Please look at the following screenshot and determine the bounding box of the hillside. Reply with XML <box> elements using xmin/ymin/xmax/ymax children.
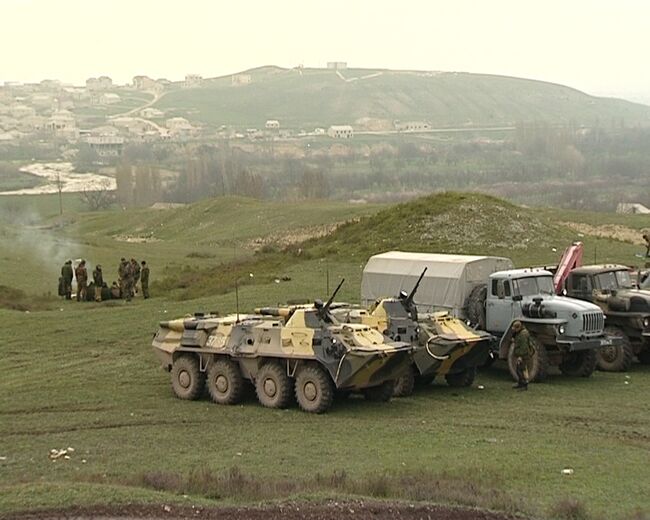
<box><xmin>155</xmin><ymin>66</ymin><xmax>650</xmax><ymax>129</ymax></box>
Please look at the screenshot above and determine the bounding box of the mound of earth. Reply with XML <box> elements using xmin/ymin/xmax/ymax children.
<box><xmin>3</xmin><ymin>501</ymin><xmax>522</xmax><ymax>520</ymax></box>
<box><xmin>306</xmin><ymin>192</ymin><xmax>571</xmax><ymax>262</ymax></box>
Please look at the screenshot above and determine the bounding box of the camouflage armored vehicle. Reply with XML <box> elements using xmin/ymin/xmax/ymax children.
<box><xmin>152</xmin><ymin>281</ymin><xmax>413</xmax><ymax>413</ymax></box>
<box><xmin>562</xmin><ymin>265</ymin><xmax>650</xmax><ymax>370</ymax></box>
<box><xmin>361</xmin><ymin>252</ymin><xmax>621</xmax><ymax>382</ymax></box>
<box><xmin>332</xmin><ymin>268</ymin><xmax>494</xmax><ymax>396</ymax></box>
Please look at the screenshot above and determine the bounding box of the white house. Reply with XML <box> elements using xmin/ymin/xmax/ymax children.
<box><xmin>394</xmin><ymin>120</ymin><xmax>431</xmax><ymax>132</ymax></box>
<box><xmin>327</xmin><ymin>62</ymin><xmax>347</xmax><ymax>70</ymax></box>
<box><xmin>140</xmin><ymin>107</ymin><xmax>164</xmax><ymax>118</ymax></box>
<box><xmin>265</xmin><ymin>119</ymin><xmax>280</xmax><ymax>130</ymax></box>
<box><xmin>327</xmin><ymin>125</ymin><xmax>354</xmax><ymax>139</ymax></box>
<box><xmin>232</xmin><ymin>73</ymin><xmax>251</xmax><ymax>86</ymax></box>
<box><xmin>99</xmin><ymin>93</ymin><xmax>121</xmax><ymax>105</ymax></box>
<box><xmin>184</xmin><ymin>74</ymin><xmax>203</xmax><ymax>88</ymax></box>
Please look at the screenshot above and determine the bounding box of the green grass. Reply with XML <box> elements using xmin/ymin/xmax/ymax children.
<box><xmin>0</xmin><ymin>191</ymin><xmax>649</xmax><ymax>518</ymax></box>
<box><xmin>155</xmin><ymin>66</ymin><xmax>650</xmax><ymax>129</ymax></box>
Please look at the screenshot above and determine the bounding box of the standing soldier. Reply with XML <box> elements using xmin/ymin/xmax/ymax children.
<box><xmin>61</xmin><ymin>260</ymin><xmax>73</xmax><ymax>300</ymax></box>
<box><xmin>511</xmin><ymin>320</ymin><xmax>534</xmax><ymax>390</ymax></box>
<box><xmin>643</xmin><ymin>233</ymin><xmax>650</xmax><ymax>258</ymax></box>
<box><xmin>75</xmin><ymin>260</ymin><xmax>88</xmax><ymax>302</ymax></box>
<box><xmin>123</xmin><ymin>259</ymin><xmax>134</xmax><ymax>302</ymax></box>
<box><xmin>140</xmin><ymin>260</ymin><xmax>150</xmax><ymax>299</ymax></box>
<box><xmin>93</xmin><ymin>264</ymin><xmax>104</xmax><ymax>302</ymax></box>
<box><xmin>118</xmin><ymin>258</ymin><xmax>128</xmax><ymax>298</ymax></box>
<box><xmin>131</xmin><ymin>258</ymin><xmax>141</xmax><ymax>296</ymax></box>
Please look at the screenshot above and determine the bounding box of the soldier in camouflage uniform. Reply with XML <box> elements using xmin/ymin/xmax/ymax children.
<box><xmin>118</xmin><ymin>258</ymin><xmax>128</xmax><ymax>298</ymax></box>
<box><xmin>75</xmin><ymin>260</ymin><xmax>88</xmax><ymax>302</ymax></box>
<box><xmin>130</xmin><ymin>258</ymin><xmax>141</xmax><ymax>296</ymax></box>
<box><xmin>140</xmin><ymin>260</ymin><xmax>150</xmax><ymax>299</ymax></box>
<box><xmin>92</xmin><ymin>265</ymin><xmax>104</xmax><ymax>302</ymax></box>
<box><xmin>511</xmin><ymin>320</ymin><xmax>534</xmax><ymax>390</ymax></box>
<box><xmin>61</xmin><ymin>260</ymin><xmax>73</xmax><ymax>300</ymax></box>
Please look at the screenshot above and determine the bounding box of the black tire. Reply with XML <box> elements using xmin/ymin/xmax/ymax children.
<box><xmin>445</xmin><ymin>366</ymin><xmax>477</xmax><ymax>387</ymax></box>
<box><xmin>597</xmin><ymin>327</ymin><xmax>635</xmax><ymax>372</ymax></box>
<box><xmin>294</xmin><ymin>365</ymin><xmax>335</xmax><ymax>414</ymax></box>
<box><xmin>507</xmin><ymin>335</ymin><xmax>549</xmax><ymax>382</ymax></box>
<box><xmin>255</xmin><ymin>362</ymin><xmax>293</xmax><ymax>409</ymax></box>
<box><xmin>363</xmin><ymin>380</ymin><xmax>394</xmax><ymax>402</ymax></box>
<box><xmin>559</xmin><ymin>349</ymin><xmax>597</xmax><ymax>378</ymax></box>
<box><xmin>171</xmin><ymin>355</ymin><xmax>206</xmax><ymax>400</ymax></box>
<box><xmin>638</xmin><ymin>347</ymin><xmax>650</xmax><ymax>365</ymax></box>
<box><xmin>466</xmin><ymin>285</ymin><xmax>487</xmax><ymax>330</ymax></box>
<box><xmin>393</xmin><ymin>365</ymin><xmax>417</xmax><ymax>397</ymax></box>
<box><xmin>206</xmin><ymin>358</ymin><xmax>245</xmax><ymax>405</ymax></box>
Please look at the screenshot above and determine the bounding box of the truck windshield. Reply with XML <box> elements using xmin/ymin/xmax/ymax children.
<box><xmin>596</xmin><ymin>270</ymin><xmax>633</xmax><ymax>290</ymax></box>
<box><xmin>514</xmin><ymin>276</ymin><xmax>554</xmax><ymax>296</ymax></box>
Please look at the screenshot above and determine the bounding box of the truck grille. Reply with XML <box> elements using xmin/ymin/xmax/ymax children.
<box><xmin>582</xmin><ymin>312</ymin><xmax>604</xmax><ymax>333</ymax></box>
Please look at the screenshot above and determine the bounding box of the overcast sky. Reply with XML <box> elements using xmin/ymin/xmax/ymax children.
<box><xmin>2</xmin><ymin>0</ymin><xmax>649</xmax><ymax>100</ymax></box>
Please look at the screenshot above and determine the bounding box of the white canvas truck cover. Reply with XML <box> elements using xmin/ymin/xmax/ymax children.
<box><xmin>361</xmin><ymin>251</ymin><xmax>514</xmax><ymax>316</ymax></box>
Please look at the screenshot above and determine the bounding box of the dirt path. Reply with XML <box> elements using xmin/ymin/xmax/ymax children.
<box><xmin>562</xmin><ymin>222</ymin><xmax>647</xmax><ymax>245</ymax></box>
<box><xmin>3</xmin><ymin>501</ymin><xmax>522</xmax><ymax>520</ymax></box>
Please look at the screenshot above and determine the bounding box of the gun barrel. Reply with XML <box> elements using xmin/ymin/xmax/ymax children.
<box><xmin>255</xmin><ymin>307</ymin><xmax>291</xmax><ymax>317</ymax></box>
<box><xmin>406</xmin><ymin>267</ymin><xmax>428</xmax><ymax>304</ymax></box>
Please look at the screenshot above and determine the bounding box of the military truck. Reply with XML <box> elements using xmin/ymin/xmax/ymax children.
<box><xmin>152</xmin><ymin>281</ymin><xmax>413</xmax><ymax>413</ymax></box>
<box><xmin>562</xmin><ymin>264</ymin><xmax>650</xmax><ymax>370</ymax></box>
<box><xmin>362</xmin><ymin>252</ymin><xmax>619</xmax><ymax>382</ymax></box>
<box><xmin>333</xmin><ymin>268</ymin><xmax>493</xmax><ymax>396</ymax></box>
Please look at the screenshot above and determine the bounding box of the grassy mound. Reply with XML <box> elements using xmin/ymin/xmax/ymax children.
<box><xmin>0</xmin><ymin>285</ymin><xmax>54</xmax><ymax>311</ymax></box>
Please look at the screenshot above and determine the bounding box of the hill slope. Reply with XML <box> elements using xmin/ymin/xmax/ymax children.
<box><xmin>155</xmin><ymin>66</ymin><xmax>650</xmax><ymax>128</ymax></box>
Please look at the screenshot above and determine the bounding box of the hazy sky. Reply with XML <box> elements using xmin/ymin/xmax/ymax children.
<box><xmin>2</xmin><ymin>0</ymin><xmax>649</xmax><ymax>98</ymax></box>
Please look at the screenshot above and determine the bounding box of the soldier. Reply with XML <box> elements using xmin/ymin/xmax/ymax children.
<box><xmin>643</xmin><ymin>233</ymin><xmax>650</xmax><ymax>257</ymax></box>
<box><xmin>140</xmin><ymin>260</ymin><xmax>150</xmax><ymax>299</ymax></box>
<box><xmin>131</xmin><ymin>258</ymin><xmax>141</xmax><ymax>296</ymax></box>
<box><xmin>61</xmin><ymin>260</ymin><xmax>73</xmax><ymax>300</ymax></box>
<box><xmin>118</xmin><ymin>258</ymin><xmax>129</xmax><ymax>298</ymax></box>
<box><xmin>75</xmin><ymin>260</ymin><xmax>88</xmax><ymax>302</ymax></box>
<box><xmin>123</xmin><ymin>259</ymin><xmax>134</xmax><ymax>302</ymax></box>
<box><xmin>511</xmin><ymin>320</ymin><xmax>534</xmax><ymax>390</ymax></box>
<box><xmin>110</xmin><ymin>281</ymin><xmax>121</xmax><ymax>299</ymax></box>
<box><xmin>92</xmin><ymin>264</ymin><xmax>104</xmax><ymax>302</ymax></box>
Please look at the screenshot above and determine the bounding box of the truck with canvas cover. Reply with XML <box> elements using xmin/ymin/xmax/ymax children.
<box><xmin>152</xmin><ymin>281</ymin><xmax>413</xmax><ymax>413</ymax></box>
<box><xmin>361</xmin><ymin>252</ymin><xmax>619</xmax><ymax>382</ymax></box>
<box><xmin>335</xmin><ymin>267</ymin><xmax>494</xmax><ymax>396</ymax></box>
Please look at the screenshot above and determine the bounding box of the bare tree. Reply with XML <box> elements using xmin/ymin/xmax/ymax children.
<box><xmin>79</xmin><ymin>179</ymin><xmax>115</xmax><ymax>211</ymax></box>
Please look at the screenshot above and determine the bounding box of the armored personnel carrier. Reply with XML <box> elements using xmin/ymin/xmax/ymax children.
<box><xmin>332</xmin><ymin>269</ymin><xmax>493</xmax><ymax>396</ymax></box>
<box><xmin>152</xmin><ymin>280</ymin><xmax>413</xmax><ymax>413</ymax></box>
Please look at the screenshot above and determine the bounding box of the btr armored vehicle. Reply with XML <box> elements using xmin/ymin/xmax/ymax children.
<box><xmin>562</xmin><ymin>264</ymin><xmax>650</xmax><ymax>370</ymax></box>
<box><xmin>333</xmin><ymin>268</ymin><xmax>493</xmax><ymax>396</ymax></box>
<box><xmin>152</xmin><ymin>281</ymin><xmax>413</xmax><ymax>413</ymax></box>
<box><xmin>362</xmin><ymin>252</ymin><xmax>619</xmax><ymax>382</ymax></box>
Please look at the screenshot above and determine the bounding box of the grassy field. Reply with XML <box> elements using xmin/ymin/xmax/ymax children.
<box><xmin>155</xmin><ymin>66</ymin><xmax>650</xmax><ymax>129</ymax></box>
<box><xmin>0</xmin><ymin>193</ymin><xmax>649</xmax><ymax>519</ymax></box>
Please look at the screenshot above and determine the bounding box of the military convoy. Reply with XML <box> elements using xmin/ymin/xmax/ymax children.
<box><xmin>152</xmin><ymin>280</ymin><xmax>413</xmax><ymax>413</ymax></box>
<box><xmin>361</xmin><ymin>252</ymin><xmax>618</xmax><ymax>382</ymax></box>
<box><xmin>152</xmin><ymin>247</ymin><xmax>642</xmax><ymax>412</ymax></box>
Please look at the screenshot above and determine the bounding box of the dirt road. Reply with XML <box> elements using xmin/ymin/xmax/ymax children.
<box><xmin>2</xmin><ymin>501</ymin><xmax>522</xmax><ymax>520</ymax></box>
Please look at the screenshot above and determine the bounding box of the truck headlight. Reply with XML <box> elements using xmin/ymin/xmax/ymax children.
<box><xmin>643</xmin><ymin>317</ymin><xmax>650</xmax><ymax>329</ymax></box>
<box><xmin>558</xmin><ymin>324</ymin><xmax>566</xmax><ymax>335</ymax></box>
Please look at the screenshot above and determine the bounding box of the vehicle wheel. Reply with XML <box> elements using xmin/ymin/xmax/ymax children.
<box><xmin>171</xmin><ymin>355</ymin><xmax>205</xmax><ymax>400</ymax></box>
<box><xmin>465</xmin><ymin>285</ymin><xmax>487</xmax><ymax>330</ymax></box>
<box><xmin>445</xmin><ymin>366</ymin><xmax>477</xmax><ymax>387</ymax></box>
<box><xmin>393</xmin><ymin>365</ymin><xmax>417</xmax><ymax>397</ymax></box>
<box><xmin>255</xmin><ymin>362</ymin><xmax>293</xmax><ymax>409</ymax></box>
<box><xmin>294</xmin><ymin>365</ymin><xmax>334</xmax><ymax>413</ymax></box>
<box><xmin>596</xmin><ymin>327</ymin><xmax>634</xmax><ymax>372</ymax></box>
<box><xmin>638</xmin><ymin>348</ymin><xmax>650</xmax><ymax>365</ymax></box>
<box><xmin>507</xmin><ymin>335</ymin><xmax>549</xmax><ymax>382</ymax></box>
<box><xmin>481</xmin><ymin>351</ymin><xmax>497</xmax><ymax>368</ymax></box>
<box><xmin>363</xmin><ymin>380</ymin><xmax>394</xmax><ymax>402</ymax></box>
<box><xmin>206</xmin><ymin>358</ymin><xmax>245</xmax><ymax>405</ymax></box>
<box><xmin>559</xmin><ymin>349</ymin><xmax>597</xmax><ymax>378</ymax></box>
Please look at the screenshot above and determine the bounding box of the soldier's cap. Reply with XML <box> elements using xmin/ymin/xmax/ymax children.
<box><xmin>141</xmin><ymin>260</ymin><xmax>146</xmax><ymax>265</ymax></box>
<box><xmin>121</xmin><ymin>257</ymin><xmax>126</xmax><ymax>262</ymax></box>
<box><xmin>65</xmin><ymin>260</ymin><xmax>71</xmax><ymax>264</ymax></box>
<box><xmin>97</xmin><ymin>264</ymin><xmax>101</xmax><ymax>269</ymax></box>
<box><xmin>512</xmin><ymin>320</ymin><xmax>523</xmax><ymax>330</ymax></box>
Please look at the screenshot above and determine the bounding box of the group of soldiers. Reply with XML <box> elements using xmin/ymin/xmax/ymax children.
<box><xmin>59</xmin><ymin>258</ymin><xmax>150</xmax><ymax>302</ymax></box>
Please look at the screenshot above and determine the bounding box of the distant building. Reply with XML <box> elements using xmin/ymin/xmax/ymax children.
<box><xmin>10</xmin><ymin>104</ymin><xmax>36</xmax><ymax>119</ymax></box>
<box><xmin>265</xmin><ymin>119</ymin><xmax>280</xmax><ymax>130</ymax></box>
<box><xmin>99</xmin><ymin>93</ymin><xmax>121</xmax><ymax>105</ymax></box>
<box><xmin>327</xmin><ymin>125</ymin><xmax>353</xmax><ymax>139</ymax></box>
<box><xmin>47</xmin><ymin>109</ymin><xmax>77</xmax><ymax>138</ymax></box>
<box><xmin>30</xmin><ymin>93</ymin><xmax>53</xmax><ymax>108</ymax></box>
<box><xmin>184</xmin><ymin>74</ymin><xmax>203</xmax><ymax>88</ymax></box>
<box><xmin>327</xmin><ymin>62</ymin><xmax>347</xmax><ymax>70</ymax></box>
<box><xmin>140</xmin><ymin>107</ymin><xmax>164</xmax><ymax>118</ymax></box>
<box><xmin>394</xmin><ymin>120</ymin><xmax>431</xmax><ymax>132</ymax></box>
<box><xmin>39</xmin><ymin>79</ymin><xmax>62</xmax><ymax>91</ymax></box>
<box><xmin>616</xmin><ymin>202</ymin><xmax>650</xmax><ymax>215</ymax></box>
<box><xmin>232</xmin><ymin>73</ymin><xmax>251</xmax><ymax>86</ymax></box>
<box><xmin>133</xmin><ymin>75</ymin><xmax>157</xmax><ymax>90</ymax></box>
<box><xmin>86</xmin><ymin>76</ymin><xmax>113</xmax><ymax>91</ymax></box>
<box><xmin>86</xmin><ymin>135</ymin><xmax>124</xmax><ymax>157</ymax></box>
